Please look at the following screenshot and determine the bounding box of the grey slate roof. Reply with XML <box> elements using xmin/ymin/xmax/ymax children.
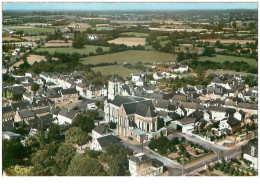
<box><xmin>111</xmin><ymin>95</ymin><xmax>135</xmax><ymax>107</ymax></box>
<box><xmin>18</xmin><ymin>110</ymin><xmax>35</xmax><ymax>119</ymax></box>
<box><xmin>123</xmin><ymin>100</ymin><xmax>157</xmax><ymax>117</ymax></box>
<box><xmin>179</xmin><ymin>117</ymin><xmax>196</xmax><ymax>125</ymax></box>
<box><xmin>93</xmin><ymin>124</ymin><xmax>110</xmax><ymax>135</ymax></box>
<box><xmin>97</xmin><ymin>135</ymin><xmax>121</xmax><ymax>149</ymax></box>
<box><xmin>11</xmin><ymin>100</ymin><xmax>32</xmax><ymax>111</ymax></box>
<box><xmin>129</xmin><ymin>154</ymin><xmax>151</xmax><ymax>164</ymax></box>
<box><xmin>207</xmin><ymin>106</ymin><xmax>227</xmax><ymax>112</ymax></box>
<box><xmin>2</xmin><ymin>106</ymin><xmax>13</xmax><ymax>114</ymax></box>
<box><xmin>33</xmin><ymin>107</ymin><xmax>50</xmax><ymax>115</ymax></box>
<box><xmin>237</xmin><ymin>102</ymin><xmax>258</xmax><ymax>110</ymax></box>
<box><xmin>61</xmin><ymin>88</ymin><xmax>78</xmax><ymax>95</ymax></box>
<box><xmin>58</xmin><ymin>108</ymin><xmax>76</xmax><ymax>119</ymax></box>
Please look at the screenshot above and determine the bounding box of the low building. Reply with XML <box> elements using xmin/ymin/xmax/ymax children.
<box><xmin>129</xmin><ymin>153</ymin><xmax>164</xmax><ymax>176</ymax></box>
<box><xmin>92</xmin><ymin>134</ymin><xmax>121</xmax><ymax>152</ymax></box>
<box><xmin>57</xmin><ymin>108</ymin><xmax>76</xmax><ymax>125</ymax></box>
<box><xmin>242</xmin><ymin>139</ymin><xmax>258</xmax><ymax>170</ymax></box>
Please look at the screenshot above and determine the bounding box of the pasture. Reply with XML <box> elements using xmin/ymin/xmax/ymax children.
<box><xmin>36</xmin><ymin>45</ymin><xmax>109</xmax><ymax>55</ymax></box>
<box><xmin>199</xmin><ymin>55</ymin><xmax>257</xmax><ymax>67</ymax></box>
<box><xmin>92</xmin><ymin>65</ymin><xmax>143</xmax><ymax>78</ymax></box>
<box><xmin>80</xmin><ymin>50</ymin><xmax>177</xmax><ymax>65</ymax></box>
<box><xmin>108</xmin><ymin>37</ymin><xmax>146</xmax><ymax>46</ymax></box>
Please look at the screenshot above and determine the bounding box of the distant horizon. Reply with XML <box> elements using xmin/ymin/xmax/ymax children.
<box><xmin>3</xmin><ymin>2</ymin><xmax>258</xmax><ymax>11</ymax></box>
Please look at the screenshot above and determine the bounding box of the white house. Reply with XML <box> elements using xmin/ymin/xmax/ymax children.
<box><xmin>91</xmin><ymin>134</ymin><xmax>121</xmax><ymax>152</ymax></box>
<box><xmin>57</xmin><ymin>108</ymin><xmax>76</xmax><ymax>125</ymax></box>
<box><xmin>129</xmin><ymin>153</ymin><xmax>164</xmax><ymax>176</ymax></box>
<box><xmin>242</xmin><ymin>141</ymin><xmax>258</xmax><ymax>170</ymax></box>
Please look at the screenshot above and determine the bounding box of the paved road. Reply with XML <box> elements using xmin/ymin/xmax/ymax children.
<box><xmin>120</xmin><ymin>132</ymin><xmax>249</xmax><ymax>176</ymax></box>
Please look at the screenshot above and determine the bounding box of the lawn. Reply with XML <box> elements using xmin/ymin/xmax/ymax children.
<box><xmin>81</xmin><ymin>50</ymin><xmax>177</xmax><ymax>65</ymax></box>
<box><xmin>199</xmin><ymin>55</ymin><xmax>258</xmax><ymax>67</ymax></box>
<box><xmin>120</xmin><ymin>32</ymin><xmax>149</xmax><ymax>37</ymax></box>
<box><xmin>92</xmin><ymin>64</ymin><xmax>143</xmax><ymax>78</ymax></box>
<box><xmin>36</xmin><ymin>45</ymin><xmax>110</xmax><ymax>55</ymax></box>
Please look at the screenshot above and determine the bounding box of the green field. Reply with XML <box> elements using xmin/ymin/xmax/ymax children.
<box><xmin>160</xmin><ymin>40</ymin><xmax>171</xmax><ymax>47</ymax></box>
<box><xmin>92</xmin><ymin>65</ymin><xmax>143</xmax><ymax>78</ymax></box>
<box><xmin>121</xmin><ymin>32</ymin><xmax>149</xmax><ymax>37</ymax></box>
<box><xmin>5</xmin><ymin>26</ymin><xmax>56</xmax><ymax>33</ymax></box>
<box><xmin>199</xmin><ymin>55</ymin><xmax>258</xmax><ymax>67</ymax></box>
<box><xmin>80</xmin><ymin>50</ymin><xmax>177</xmax><ymax>65</ymax></box>
<box><xmin>32</xmin><ymin>35</ymin><xmax>47</xmax><ymax>40</ymax></box>
<box><xmin>157</xmin><ymin>36</ymin><xmax>168</xmax><ymax>40</ymax></box>
<box><xmin>36</xmin><ymin>45</ymin><xmax>110</xmax><ymax>55</ymax></box>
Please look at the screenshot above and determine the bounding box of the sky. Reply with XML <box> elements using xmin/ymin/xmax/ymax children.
<box><xmin>2</xmin><ymin>2</ymin><xmax>258</xmax><ymax>11</ymax></box>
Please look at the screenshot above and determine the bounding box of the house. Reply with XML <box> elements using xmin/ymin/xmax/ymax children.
<box><xmin>86</xmin><ymin>85</ymin><xmax>107</xmax><ymax>99</ymax></box>
<box><xmin>172</xmin><ymin>65</ymin><xmax>189</xmax><ymax>73</ymax></box>
<box><xmin>14</xmin><ymin>109</ymin><xmax>35</xmax><ymax>123</ymax></box>
<box><xmin>61</xmin><ymin>88</ymin><xmax>79</xmax><ymax>103</ymax></box>
<box><xmin>91</xmin><ymin>123</ymin><xmax>113</xmax><ymax>150</ymax></box>
<box><xmin>177</xmin><ymin>117</ymin><xmax>197</xmax><ymax>134</ymax></box>
<box><xmin>57</xmin><ymin>108</ymin><xmax>76</xmax><ymax>125</ymax></box>
<box><xmin>2</xmin><ymin>131</ymin><xmax>21</xmax><ymax>140</ymax></box>
<box><xmin>129</xmin><ymin>153</ymin><xmax>164</xmax><ymax>176</ymax></box>
<box><xmin>242</xmin><ymin>139</ymin><xmax>258</xmax><ymax>170</ymax></box>
<box><xmin>92</xmin><ymin>134</ymin><xmax>121</xmax><ymax>152</ymax></box>
<box><xmin>206</xmin><ymin>106</ymin><xmax>228</xmax><ymax>121</ymax></box>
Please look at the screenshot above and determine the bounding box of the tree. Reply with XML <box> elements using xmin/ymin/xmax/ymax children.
<box><xmin>177</xmin><ymin>51</ymin><xmax>185</xmax><ymax>61</ymax></box>
<box><xmin>47</xmin><ymin>124</ymin><xmax>62</xmax><ymax>143</ymax></box>
<box><xmin>30</xmin><ymin>142</ymin><xmax>59</xmax><ymax>175</ymax></box>
<box><xmin>65</xmin><ymin>127</ymin><xmax>90</xmax><ymax>146</ymax></box>
<box><xmin>2</xmin><ymin>139</ymin><xmax>27</xmax><ymax>170</ymax></box>
<box><xmin>96</xmin><ymin>47</ymin><xmax>104</xmax><ymax>55</ymax></box>
<box><xmin>66</xmin><ymin>154</ymin><xmax>106</xmax><ymax>176</ymax></box>
<box><xmin>71</xmin><ymin>114</ymin><xmax>95</xmax><ymax>133</ymax></box>
<box><xmin>31</xmin><ymin>83</ymin><xmax>39</xmax><ymax>95</ymax></box>
<box><xmin>203</xmin><ymin>47</ymin><xmax>215</xmax><ymax>56</ymax></box>
<box><xmin>53</xmin><ymin>143</ymin><xmax>76</xmax><ymax>175</ymax></box>
<box><xmin>157</xmin><ymin>117</ymin><xmax>164</xmax><ymax>130</ymax></box>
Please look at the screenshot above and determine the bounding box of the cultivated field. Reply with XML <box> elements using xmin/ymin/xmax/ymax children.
<box><xmin>2</xmin><ymin>36</ymin><xmax>21</xmax><ymax>41</ymax></box>
<box><xmin>108</xmin><ymin>37</ymin><xmax>146</xmax><ymax>46</ymax></box>
<box><xmin>11</xmin><ymin>54</ymin><xmax>47</xmax><ymax>67</ymax></box>
<box><xmin>80</xmin><ymin>50</ymin><xmax>177</xmax><ymax>65</ymax></box>
<box><xmin>199</xmin><ymin>55</ymin><xmax>257</xmax><ymax>67</ymax></box>
<box><xmin>120</xmin><ymin>32</ymin><xmax>149</xmax><ymax>37</ymax></box>
<box><xmin>43</xmin><ymin>40</ymin><xmax>73</xmax><ymax>47</ymax></box>
<box><xmin>200</xmin><ymin>39</ymin><xmax>255</xmax><ymax>44</ymax></box>
<box><xmin>92</xmin><ymin>65</ymin><xmax>143</xmax><ymax>78</ymax></box>
<box><xmin>36</xmin><ymin>45</ymin><xmax>109</xmax><ymax>55</ymax></box>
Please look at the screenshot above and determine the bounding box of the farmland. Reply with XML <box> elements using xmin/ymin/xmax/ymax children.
<box><xmin>120</xmin><ymin>32</ymin><xmax>149</xmax><ymax>37</ymax></box>
<box><xmin>108</xmin><ymin>37</ymin><xmax>146</xmax><ymax>46</ymax></box>
<box><xmin>199</xmin><ymin>55</ymin><xmax>258</xmax><ymax>67</ymax></box>
<box><xmin>36</xmin><ymin>45</ymin><xmax>109</xmax><ymax>55</ymax></box>
<box><xmin>200</xmin><ymin>39</ymin><xmax>256</xmax><ymax>44</ymax></box>
<box><xmin>92</xmin><ymin>64</ymin><xmax>143</xmax><ymax>78</ymax></box>
<box><xmin>80</xmin><ymin>50</ymin><xmax>177</xmax><ymax>65</ymax></box>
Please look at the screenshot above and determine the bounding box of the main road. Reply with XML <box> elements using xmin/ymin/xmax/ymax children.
<box><xmin>120</xmin><ymin>132</ymin><xmax>249</xmax><ymax>176</ymax></box>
